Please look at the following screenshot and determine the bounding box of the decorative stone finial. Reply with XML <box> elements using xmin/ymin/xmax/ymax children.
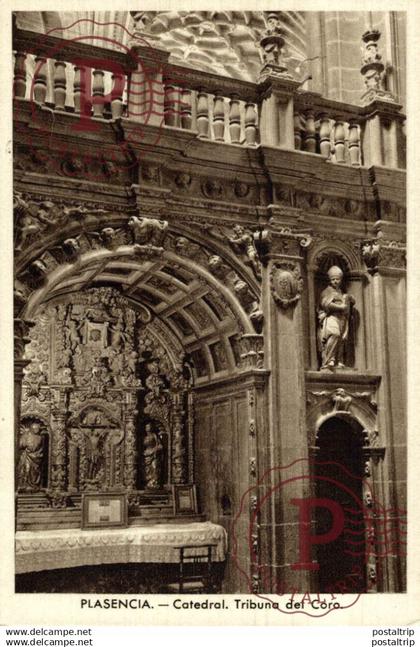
<box><xmin>259</xmin><ymin>12</ymin><xmax>290</xmax><ymax>79</ymax></box>
<box><xmin>360</xmin><ymin>29</ymin><xmax>394</xmax><ymax>104</ymax></box>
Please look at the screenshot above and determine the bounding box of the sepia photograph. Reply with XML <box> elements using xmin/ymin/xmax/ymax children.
<box><xmin>10</xmin><ymin>7</ymin><xmax>407</xmax><ymax>609</ymax></box>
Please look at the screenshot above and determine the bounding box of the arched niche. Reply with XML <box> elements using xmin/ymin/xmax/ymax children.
<box><xmin>306</xmin><ymin>242</ymin><xmax>367</xmax><ymax>371</ymax></box>
<box><xmin>314</xmin><ymin>414</ymin><xmax>367</xmax><ymax>593</ymax></box>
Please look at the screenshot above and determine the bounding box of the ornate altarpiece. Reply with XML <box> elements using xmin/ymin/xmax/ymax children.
<box><xmin>18</xmin><ymin>287</ymin><xmax>194</xmax><ymax>527</ymax></box>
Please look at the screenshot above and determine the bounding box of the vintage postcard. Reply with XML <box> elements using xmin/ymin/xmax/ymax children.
<box><xmin>1</xmin><ymin>0</ymin><xmax>418</xmax><ymax>628</ymax></box>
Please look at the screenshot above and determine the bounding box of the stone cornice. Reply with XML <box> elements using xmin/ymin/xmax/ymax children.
<box><xmin>305</xmin><ymin>370</ymin><xmax>381</xmax><ymax>388</ymax></box>
<box><xmin>193</xmin><ymin>370</ymin><xmax>270</xmax><ymax>398</ymax></box>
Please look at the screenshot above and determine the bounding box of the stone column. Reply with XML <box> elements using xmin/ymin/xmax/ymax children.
<box><xmin>123</xmin><ymin>404</ymin><xmax>138</xmax><ymax>491</ymax></box>
<box><xmin>363</xmin><ymin>241</ymin><xmax>406</xmax><ymax>591</ymax></box>
<box><xmin>261</xmin><ymin>231</ymin><xmax>313</xmax><ymax>593</ymax></box>
<box><xmin>50</xmin><ymin>406</ymin><xmax>68</xmax><ymax>491</ymax></box>
<box><xmin>14</xmin><ymin>318</ymin><xmax>33</xmax><ymax>494</ymax></box>
<box><xmin>171</xmin><ymin>394</ymin><xmax>187</xmax><ymax>485</ymax></box>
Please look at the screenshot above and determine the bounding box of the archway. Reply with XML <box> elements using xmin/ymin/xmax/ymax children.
<box><xmin>15</xmin><ymin>215</ymin><xmax>264</xmax><ymax>528</ymax></box>
<box><xmin>315</xmin><ymin>415</ymin><xmax>367</xmax><ymax>593</ymax></box>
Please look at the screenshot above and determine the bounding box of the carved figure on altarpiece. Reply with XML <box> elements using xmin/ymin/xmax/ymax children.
<box><xmin>143</xmin><ymin>423</ymin><xmax>164</xmax><ymax>490</ymax></box>
<box><xmin>138</xmin><ymin>333</ymin><xmax>191</xmax><ymax>485</ymax></box>
<box><xmin>68</xmin><ymin>406</ymin><xmax>124</xmax><ymax>491</ymax></box>
<box><xmin>18</xmin><ymin>419</ymin><xmax>48</xmax><ymax>491</ymax></box>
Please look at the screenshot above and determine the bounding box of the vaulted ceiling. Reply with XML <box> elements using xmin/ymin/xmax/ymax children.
<box><xmin>15</xmin><ymin>10</ymin><xmax>307</xmax><ymax>82</ymax></box>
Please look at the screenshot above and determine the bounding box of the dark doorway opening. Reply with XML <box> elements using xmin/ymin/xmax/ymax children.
<box><xmin>315</xmin><ymin>416</ymin><xmax>367</xmax><ymax>593</ymax></box>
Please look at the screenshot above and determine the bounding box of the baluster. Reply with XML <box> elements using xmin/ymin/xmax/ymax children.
<box><xmin>245</xmin><ymin>102</ymin><xmax>257</xmax><ymax>146</ymax></box>
<box><xmin>111</xmin><ymin>73</ymin><xmax>124</xmax><ymax>119</ymax></box>
<box><xmin>229</xmin><ymin>95</ymin><xmax>241</xmax><ymax>144</ymax></box>
<box><xmin>319</xmin><ymin>113</ymin><xmax>332</xmax><ymax>158</ymax></box>
<box><xmin>33</xmin><ymin>56</ymin><xmax>47</xmax><ymax>105</ymax></box>
<box><xmin>180</xmin><ymin>88</ymin><xmax>192</xmax><ymax>129</ymax></box>
<box><xmin>304</xmin><ymin>110</ymin><xmax>316</xmax><ymax>153</ymax></box>
<box><xmin>73</xmin><ymin>65</ymin><xmax>86</xmax><ymax>114</ymax></box>
<box><xmin>14</xmin><ymin>51</ymin><xmax>27</xmax><ymax>98</ymax></box>
<box><xmin>334</xmin><ymin>120</ymin><xmax>346</xmax><ymax>163</ymax></box>
<box><xmin>53</xmin><ymin>60</ymin><xmax>67</xmax><ymax>110</ymax></box>
<box><xmin>348</xmin><ymin>119</ymin><xmax>361</xmax><ymax>165</ymax></box>
<box><xmin>92</xmin><ymin>69</ymin><xmax>105</xmax><ymax>118</ymax></box>
<box><xmin>213</xmin><ymin>93</ymin><xmax>225</xmax><ymax>142</ymax></box>
<box><xmin>196</xmin><ymin>89</ymin><xmax>209</xmax><ymax>139</ymax></box>
<box><xmin>294</xmin><ymin>112</ymin><xmax>304</xmax><ymax>150</ymax></box>
<box><xmin>164</xmin><ymin>84</ymin><xmax>177</xmax><ymax>126</ymax></box>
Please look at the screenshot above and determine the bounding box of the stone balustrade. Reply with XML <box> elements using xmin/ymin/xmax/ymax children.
<box><xmin>13</xmin><ymin>50</ymin><xmax>128</xmax><ymax>119</ymax></box>
<box><xmin>162</xmin><ymin>78</ymin><xmax>258</xmax><ymax>146</ymax></box>
<box><xmin>13</xmin><ymin>26</ymin><xmax>405</xmax><ymax>167</ymax></box>
<box><xmin>293</xmin><ymin>94</ymin><xmax>363</xmax><ymax>165</ymax></box>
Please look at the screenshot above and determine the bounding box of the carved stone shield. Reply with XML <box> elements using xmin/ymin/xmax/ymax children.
<box><xmin>270</xmin><ymin>261</ymin><xmax>303</xmax><ymax>309</ymax></box>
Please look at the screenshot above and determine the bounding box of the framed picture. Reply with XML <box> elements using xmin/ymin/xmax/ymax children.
<box><xmin>82</xmin><ymin>492</ymin><xmax>128</xmax><ymax>529</ymax></box>
<box><xmin>172</xmin><ymin>484</ymin><xmax>198</xmax><ymax>515</ymax></box>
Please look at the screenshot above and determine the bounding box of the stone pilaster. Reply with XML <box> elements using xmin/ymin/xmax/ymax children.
<box><xmin>261</xmin><ymin>228</ymin><xmax>313</xmax><ymax>592</ymax></box>
<box><xmin>363</xmin><ymin>240</ymin><xmax>406</xmax><ymax>591</ymax></box>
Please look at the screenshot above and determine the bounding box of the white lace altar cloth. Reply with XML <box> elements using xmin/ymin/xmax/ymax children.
<box><xmin>15</xmin><ymin>521</ymin><xmax>227</xmax><ymax>574</ymax></box>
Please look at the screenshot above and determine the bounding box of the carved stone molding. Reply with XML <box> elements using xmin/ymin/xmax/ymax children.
<box><xmin>308</xmin><ymin>387</ymin><xmax>377</xmax><ymax>413</ymax></box>
<box><xmin>275</xmin><ymin>185</ymin><xmax>373</xmax><ymax>221</ymax></box>
<box><xmin>234</xmin><ymin>181</ymin><xmax>250</xmax><ymax>198</ymax></box>
<box><xmin>201</xmin><ymin>179</ymin><xmax>223</xmax><ymax>199</ymax></box>
<box><xmin>270</xmin><ymin>260</ymin><xmax>303</xmax><ymax>309</ymax></box>
<box><xmin>174</xmin><ymin>172</ymin><xmax>192</xmax><ymax>190</ymax></box>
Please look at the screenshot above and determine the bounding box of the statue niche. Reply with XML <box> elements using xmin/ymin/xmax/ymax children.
<box><xmin>18</xmin><ymin>418</ymin><xmax>49</xmax><ymax>491</ymax></box>
<box><xmin>316</xmin><ymin>259</ymin><xmax>357</xmax><ymax>371</ymax></box>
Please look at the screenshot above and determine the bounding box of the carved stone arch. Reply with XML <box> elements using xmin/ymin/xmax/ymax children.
<box><xmin>167</xmin><ymin>223</ymin><xmax>262</xmax><ymax>295</ymax></box>
<box><xmin>22</xmin><ymin>245</ymin><xmax>254</xmax><ymax>332</ymax></box>
<box><xmin>308</xmin><ymin>239</ymin><xmax>361</xmax><ymax>274</ymax></box>
<box><xmin>140</xmin><ymin>318</ymin><xmax>185</xmax><ymax>370</ymax></box>
<box><xmin>16</xmin><ymin>210</ymin><xmax>266</xmax><ymax>383</ymax></box>
<box><xmin>307</xmin><ymin>398</ymin><xmax>377</xmax><ymax>449</ymax></box>
<box><xmin>314</xmin><ymin>411</ymin><xmax>369</xmax><ymax>448</ymax></box>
